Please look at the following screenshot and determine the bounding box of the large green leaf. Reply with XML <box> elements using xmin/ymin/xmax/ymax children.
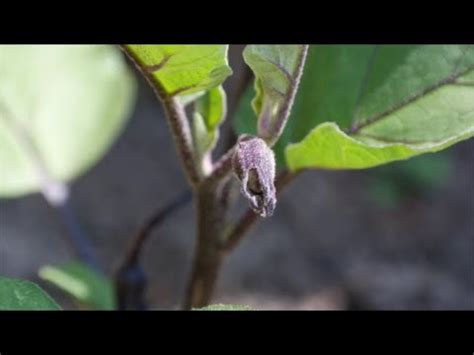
<box><xmin>0</xmin><ymin>45</ymin><xmax>136</xmax><ymax>197</ymax></box>
<box><xmin>0</xmin><ymin>276</ymin><xmax>60</xmax><ymax>310</ymax></box>
<box><xmin>242</xmin><ymin>45</ymin><xmax>307</xmax><ymax>143</ymax></box>
<box><xmin>39</xmin><ymin>262</ymin><xmax>116</xmax><ymax>310</ymax></box>
<box><xmin>236</xmin><ymin>45</ymin><xmax>474</xmax><ymax>171</ymax></box>
<box><xmin>124</xmin><ymin>45</ymin><xmax>232</xmax><ymax>96</ymax></box>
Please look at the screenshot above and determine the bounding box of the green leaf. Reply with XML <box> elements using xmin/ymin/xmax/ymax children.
<box><xmin>124</xmin><ymin>45</ymin><xmax>232</xmax><ymax>96</ymax></box>
<box><xmin>0</xmin><ymin>276</ymin><xmax>60</xmax><ymax>310</ymax></box>
<box><xmin>193</xmin><ymin>304</ymin><xmax>252</xmax><ymax>311</ymax></box>
<box><xmin>0</xmin><ymin>45</ymin><xmax>136</xmax><ymax>197</ymax></box>
<box><xmin>236</xmin><ymin>45</ymin><xmax>474</xmax><ymax>171</ymax></box>
<box><xmin>196</xmin><ymin>86</ymin><xmax>227</xmax><ymax>132</ymax></box>
<box><xmin>39</xmin><ymin>262</ymin><xmax>116</xmax><ymax>310</ymax></box>
<box><xmin>192</xmin><ymin>86</ymin><xmax>226</xmax><ymax>161</ymax></box>
<box><xmin>288</xmin><ymin>45</ymin><xmax>474</xmax><ymax>170</ymax></box>
<box><xmin>242</xmin><ymin>45</ymin><xmax>307</xmax><ymax>142</ymax></box>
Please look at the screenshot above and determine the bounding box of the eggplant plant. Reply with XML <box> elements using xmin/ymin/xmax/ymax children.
<box><xmin>0</xmin><ymin>45</ymin><xmax>473</xmax><ymax>310</ymax></box>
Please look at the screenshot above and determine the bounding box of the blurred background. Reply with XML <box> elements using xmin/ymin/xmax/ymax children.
<box><xmin>1</xmin><ymin>46</ymin><xmax>473</xmax><ymax>310</ymax></box>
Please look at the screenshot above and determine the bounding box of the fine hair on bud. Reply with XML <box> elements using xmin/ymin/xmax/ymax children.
<box><xmin>232</xmin><ymin>135</ymin><xmax>277</xmax><ymax>217</ymax></box>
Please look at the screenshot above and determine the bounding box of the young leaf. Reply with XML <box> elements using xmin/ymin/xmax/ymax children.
<box><xmin>0</xmin><ymin>45</ymin><xmax>136</xmax><ymax>198</ymax></box>
<box><xmin>236</xmin><ymin>45</ymin><xmax>474</xmax><ymax>170</ymax></box>
<box><xmin>243</xmin><ymin>45</ymin><xmax>308</xmax><ymax>144</ymax></box>
<box><xmin>193</xmin><ymin>304</ymin><xmax>252</xmax><ymax>311</ymax></box>
<box><xmin>192</xmin><ymin>86</ymin><xmax>227</xmax><ymax>173</ymax></box>
<box><xmin>124</xmin><ymin>45</ymin><xmax>232</xmax><ymax>97</ymax></box>
<box><xmin>0</xmin><ymin>276</ymin><xmax>60</xmax><ymax>310</ymax></box>
<box><xmin>39</xmin><ymin>262</ymin><xmax>116</xmax><ymax>310</ymax></box>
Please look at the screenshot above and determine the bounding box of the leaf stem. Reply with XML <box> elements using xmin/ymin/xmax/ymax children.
<box><xmin>118</xmin><ymin>190</ymin><xmax>192</xmax><ymax>268</ymax></box>
<box><xmin>263</xmin><ymin>45</ymin><xmax>309</xmax><ymax>147</ymax></box>
<box><xmin>120</xmin><ymin>46</ymin><xmax>200</xmax><ymax>187</ymax></box>
<box><xmin>54</xmin><ymin>197</ymin><xmax>101</xmax><ymax>272</ymax></box>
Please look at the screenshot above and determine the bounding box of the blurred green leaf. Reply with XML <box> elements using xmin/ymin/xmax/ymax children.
<box><xmin>0</xmin><ymin>276</ymin><xmax>60</xmax><ymax>310</ymax></box>
<box><xmin>368</xmin><ymin>152</ymin><xmax>452</xmax><ymax>207</ymax></box>
<box><xmin>0</xmin><ymin>45</ymin><xmax>136</xmax><ymax>197</ymax></box>
<box><xmin>194</xmin><ymin>304</ymin><xmax>252</xmax><ymax>311</ymax></box>
<box><xmin>39</xmin><ymin>262</ymin><xmax>116</xmax><ymax>310</ymax></box>
<box><xmin>236</xmin><ymin>45</ymin><xmax>474</xmax><ymax>170</ymax></box>
<box><xmin>391</xmin><ymin>153</ymin><xmax>452</xmax><ymax>190</ymax></box>
<box><xmin>367</xmin><ymin>177</ymin><xmax>403</xmax><ymax>209</ymax></box>
<box><xmin>124</xmin><ymin>45</ymin><xmax>232</xmax><ymax>96</ymax></box>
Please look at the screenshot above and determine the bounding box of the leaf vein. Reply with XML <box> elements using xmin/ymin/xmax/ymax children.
<box><xmin>350</xmin><ymin>64</ymin><xmax>474</xmax><ymax>133</ymax></box>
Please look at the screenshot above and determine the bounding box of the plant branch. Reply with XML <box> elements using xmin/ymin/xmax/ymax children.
<box><xmin>203</xmin><ymin>146</ymin><xmax>235</xmax><ymax>186</ymax></box>
<box><xmin>183</xmin><ymin>185</ymin><xmax>227</xmax><ymax>309</ymax></box>
<box><xmin>120</xmin><ymin>46</ymin><xmax>200</xmax><ymax>187</ymax></box>
<box><xmin>221</xmin><ymin>169</ymin><xmax>300</xmax><ymax>253</ymax></box>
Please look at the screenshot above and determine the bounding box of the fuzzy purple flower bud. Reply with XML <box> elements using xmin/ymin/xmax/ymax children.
<box><xmin>232</xmin><ymin>135</ymin><xmax>276</xmax><ymax>217</ymax></box>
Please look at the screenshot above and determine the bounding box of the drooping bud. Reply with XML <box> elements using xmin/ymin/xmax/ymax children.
<box><xmin>232</xmin><ymin>135</ymin><xmax>276</xmax><ymax>217</ymax></box>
